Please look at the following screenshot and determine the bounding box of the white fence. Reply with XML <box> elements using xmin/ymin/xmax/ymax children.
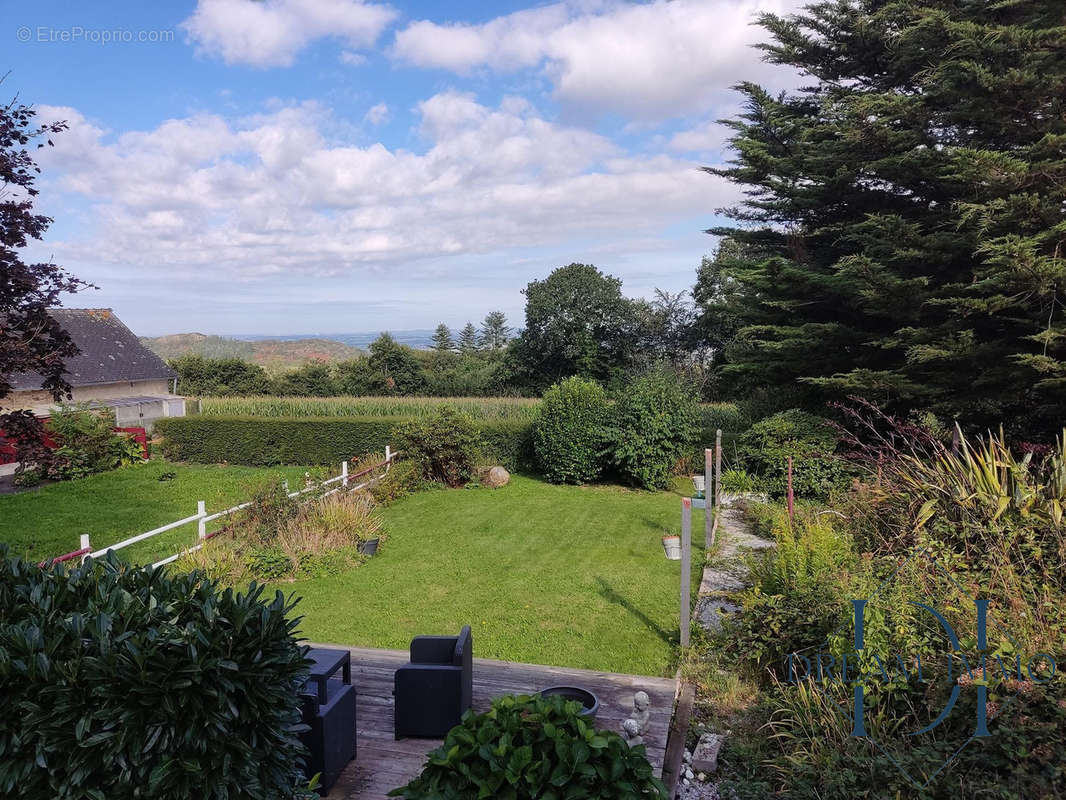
<box><xmin>54</xmin><ymin>447</ymin><xmax>397</xmax><ymax>570</ymax></box>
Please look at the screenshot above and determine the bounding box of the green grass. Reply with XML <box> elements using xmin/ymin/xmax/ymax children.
<box><xmin>0</xmin><ymin>460</ymin><xmax>311</xmax><ymax>565</ymax></box>
<box><xmin>290</xmin><ymin>474</ymin><xmax>705</xmax><ymax>676</ymax></box>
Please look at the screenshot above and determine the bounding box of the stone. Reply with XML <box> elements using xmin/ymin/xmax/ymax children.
<box><xmin>484</xmin><ymin>466</ymin><xmax>510</xmax><ymax>488</ymax></box>
<box><xmin>621</xmin><ymin>718</ymin><xmax>643</xmax><ymax>747</ymax></box>
<box><xmin>697</xmin><ymin>772</ymin><xmax>706</xmax><ymax>782</ymax></box>
<box><xmin>685</xmin><ymin>768</ymin><xmax>694</xmax><ymax>780</ymax></box>
<box><xmin>691</xmin><ymin>733</ymin><xmax>725</xmax><ymax>774</ymax></box>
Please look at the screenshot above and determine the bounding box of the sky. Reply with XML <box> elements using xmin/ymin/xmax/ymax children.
<box><xmin>3</xmin><ymin>0</ymin><xmax>800</xmax><ymax>336</ymax></box>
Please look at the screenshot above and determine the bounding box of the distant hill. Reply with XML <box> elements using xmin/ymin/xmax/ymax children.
<box><xmin>141</xmin><ymin>333</ymin><xmax>364</xmax><ymax>372</ymax></box>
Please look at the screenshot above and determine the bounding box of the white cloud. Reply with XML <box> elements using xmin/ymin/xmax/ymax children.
<box><xmin>363</xmin><ymin>102</ymin><xmax>389</xmax><ymax>125</ymax></box>
<box><xmin>182</xmin><ymin>0</ymin><xmax>397</xmax><ymax>67</ymax></box>
<box><xmin>392</xmin><ymin>0</ymin><xmax>802</xmax><ymax>120</ymax></box>
<box><xmin>34</xmin><ymin>98</ymin><xmax>735</xmax><ymax>281</ymax></box>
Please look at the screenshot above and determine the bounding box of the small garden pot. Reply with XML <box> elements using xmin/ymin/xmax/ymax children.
<box><xmin>538</xmin><ymin>686</ymin><xmax>599</xmax><ymax>719</ymax></box>
<box><xmin>662</xmin><ymin>535</ymin><xmax>681</xmax><ymax>560</ymax></box>
<box><xmin>358</xmin><ymin>538</ymin><xmax>380</xmax><ymax>556</ymax></box>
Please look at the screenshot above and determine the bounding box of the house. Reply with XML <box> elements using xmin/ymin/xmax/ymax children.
<box><xmin>1</xmin><ymin>308</ymin><xmax>185</xmax><ymax>431</ymax></box>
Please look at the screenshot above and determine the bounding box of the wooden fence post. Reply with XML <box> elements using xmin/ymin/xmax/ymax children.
<box><xmin>704</xmin><ymin>448</ymin><xmax>713</xmax><ymax>549</ymax></box>
<box><xmin>714</xmin><ymin>429</ymin><xmax>723</xmax><ymax>510</ymax></box>
<box><xmin>342</xmin><ymin>460</ymin><xmax>349</xmax><ymax>488</ymax></box>
<box><xmin>79</xmin><ymin>534</ymin><xmax>91</xmax><ymax>564</ymax></box>
<box><xmin>197</xmin><ymin>500</ymin><xmax>207</xmax><ymax>540</ymax></box>
<box><xmin>680</xmin><ymin>497</ymin><xmax>692</xmax><ymax>648</ymax></box>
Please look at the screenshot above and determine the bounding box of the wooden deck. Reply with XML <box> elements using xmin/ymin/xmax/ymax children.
<box><xmin>308</xmin><ymin>644</ymin><xmax>677</xmax><ymax>800</ymax></box>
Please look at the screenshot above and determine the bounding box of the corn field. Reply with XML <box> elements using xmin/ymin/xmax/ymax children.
<box><xmin>195</xmin><ymin>395</ymin><xmax>543</xmax><ymax>420</ymax></box>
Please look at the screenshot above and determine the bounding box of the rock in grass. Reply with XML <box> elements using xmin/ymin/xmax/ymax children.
<box><xmin>484</xmin><ymin>466</ymin><xmax>511</xmax><ymax>488</ymax></box>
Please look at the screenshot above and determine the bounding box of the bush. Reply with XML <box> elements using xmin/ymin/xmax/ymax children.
<box><xmin>736</xmin><ymin>409</ymin><xmax>851</xmax><ymax>499</ymax></box>
<box><xmin>533</xmin><ymin>377</ymin><xmax>611</xmax><ymax>484</ymax></box>
<box><xmin>610</xmin><ymin>370</ymin><xmax>699</xmax><ymax>489</ymax></box>
<box><xmin>389</xmin><ymin>694</ymin><xmax>668</xmax><ymax>799</ymax></box>
<box><xmin>399</xmin><ymin>406</ymin><xmax>483</xmax><ymax>487</ymax></box>
<box><xmin>46</xmin><ymin>404</ymin><xmax>144</xmax><ymax>481</ymax></box>
<box><xmin>156</xmin><ymin>415</ymin><xmax>532</xmax><ymax>472</ymax></box>
<box><xmin>0</xmin><ymin>548</ymin><xmax>310</xmax><ymax>799</ymax></box>
<box><xmin>368</xmin><ymin>459</ymin><xmax>422</xmax><ymax>505</ymax></box>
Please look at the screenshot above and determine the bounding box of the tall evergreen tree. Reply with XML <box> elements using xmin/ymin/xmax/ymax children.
<box><xmin>709</xmin><ymin>0</ymin><xmax>1066</xmax><ymax>433</ymax></box>
<box><xmin>458</xmin><ymin>322</ymin><xmax>479</xmax><ymax>355</ymax></box>
<box><xmin>431</xmin><ymin>323</ymin><xmax>455</xmax><ymax>353</ymax></box>
<box><xmin>479</xmin><ymin>311</ymin><xmax>511</xmax><ymax>350</ymax></box>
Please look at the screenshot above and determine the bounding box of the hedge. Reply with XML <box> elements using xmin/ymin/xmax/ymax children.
<box><xmin>157</xmin><ymin>415</ymin><xmax>533</xmax><ymax>472</ymax></box>
<box><xmin>0</xmin><ymin>548</ymin><xmax>309</xmax><ymax>799</ymax></box>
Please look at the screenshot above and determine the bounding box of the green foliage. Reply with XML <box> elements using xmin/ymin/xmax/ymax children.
<box><xmin>610</xmin><ymin>370</ymin><xmax>698</xmax><ymax>490</ymax></box>
<box><xmin>737</xmin><ymin>410</ymin><xmax>850</xmax><ymax>499</ymax></box>
<box><xmin>198</xmin><ymin>395</ymin><xmax>541</xmax><ymax>420</ymax></box>
<box><xmin>0</xmin><ymin>548</ymin><xmax>309</xmax><ymax>799</ymax></box>
<box><xmin>510</xmin><ymin>263</ymin><xmax>642</xmax><ymax>391</ymax></box>
<box><xmin>45</xmin><ymin>405</ymin><xmax>144</xmax><ymax>481</ymax></box>
<box><xmin>368</xmin><ymin>459</ymin><xmax>422</xmax><ymax>505</ymax></box>
<box><xmin>368</xmin><ymin>333</ymin><xmax>426</xmax><ymax>395</ymax></box>
<box><xmin>708</xmin><ymin>1</ymin><xmax>1066</xmax><ymax>435</ymax></box>
<box><xmin>431</xmin><ymin>323</ymin><xmax>455</xmax><ymax>353</ymax></box>
<box><xmin>533</xmin><ymin>377</ymin><xmax>610</xmax><ymax>484</ymax></box>
<box><xmin>721</xmin><ymin>468</ymin><xmax>758</xmax><ymax>493</ymax></box>
<box><xmin>269</xmin><ymin>361</ymin><xmax>338</xmax><ymax>396</ymax></box>
<box><xmin>156</xmin><ymin>415</ymin><xmax>531</xmax><ymax>472</ymax></box>
<box><xmin>12</xmin><ymin>467</ymin><xmax>44</xmax><ymax>488</ymax></box>
<box><xmin>168</xmin><ymin>354</ymin><xmax>270</xmax><ymax>396</ymax></box>
<box><xmin>389</xmin><ymin>694</ymin><xmax>667</xmax><ymax>800</ymax></box>
<box><xmin>479</xmin><ymin>311</ymin><xmax>512</xmax><ymax>350</ymax></box>
<box><xmin>399</xmin><ymin>406</ymin><xmax>483</xmax><ymax>487</ymax></box>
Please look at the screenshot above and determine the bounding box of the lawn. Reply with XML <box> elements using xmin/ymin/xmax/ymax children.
<box><xmin>290</xmin><ymin>474</ymin><xmax>705</xmax><ymax>676</ymax></box>
<box><xmin>0</xmin><ymin>460</ymin><xmax>311</xmax><ymax>565</ymax></box>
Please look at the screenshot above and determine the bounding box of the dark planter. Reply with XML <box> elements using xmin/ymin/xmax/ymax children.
<box><xmin>538</xmin><ymin>686</ymin><xmax>599</xmax><ymax>719</ymax></box>
<box><xmin>358</xmin><ymin>537</ymin><xmax>380</xmax><ymax>556</ymax></box>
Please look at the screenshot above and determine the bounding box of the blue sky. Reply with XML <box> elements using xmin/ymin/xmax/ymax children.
<box><xmin>3</xmin><ymin>0</ymin><xmax>798</xmax><ymax>336</ymax></box>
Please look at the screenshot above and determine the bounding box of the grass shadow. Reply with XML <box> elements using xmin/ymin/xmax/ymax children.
<box><xmin>594</xmin><ymin>576</ymin><xmax>677</xmax><ymax>646</ymax></box>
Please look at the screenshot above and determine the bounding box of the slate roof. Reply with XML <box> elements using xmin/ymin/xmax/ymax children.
<box><xmin>7</xmin><ymin>308</ymin><xmax>176</xmax><ymax>390</ymax></box>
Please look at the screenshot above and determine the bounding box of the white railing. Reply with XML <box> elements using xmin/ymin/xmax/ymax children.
<box><xmin>51</xmin><ymin>446</ymin><xmax>397</xmax><ymax>570</ymax></box>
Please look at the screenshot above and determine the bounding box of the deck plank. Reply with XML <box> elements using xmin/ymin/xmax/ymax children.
<box><xmin>307</xmin><ymin>643</ymin><xmax>676</xmax><ymax>800</ymax></box>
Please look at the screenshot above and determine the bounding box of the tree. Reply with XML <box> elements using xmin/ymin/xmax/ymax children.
<box><xmin>457</xmin><ymin>322</ymin><xmax>479</xmax><ymax>355</ymax></box>
<box><xmin>270</xmin><ymin>361</ymin><xmax>337</xmax><ymax>396</ymax></box>
<box><xmin>168</xmin><ymin>355</ymin><xmax>269</xmax><ymax>396</ymax></box>
<box><xmin>479</xmin><ymin>311</ymin><xmax>511</xmax><ymax>350</ymax></box>
<box><xmin>708</xmin><ymin>2</ymin><xmax>1066</xmax><ymax>434</ymax></box>
<box><xmin>1</xmin><ymin>93</ymin><xmax>88</xmax><ymax>464</ymax></box>
<box><xmin>431</xmin><ymin>323</ymin><xmax>455</xmax><ymax>353</ymax></box>
<box><xmin>510</xmin><ymin>263</ymin><xmax>640</xmax><ymax>391</ymax></box>
<box><xmin>368</xmin><ymin>333</ymin><xmax>426</xmax><ymax>394</ymax></box>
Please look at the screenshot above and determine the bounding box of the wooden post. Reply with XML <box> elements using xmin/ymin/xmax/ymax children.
<box><xmin>385</xmin><ymin>444</ymin><xmax>392</xmax><ymax>462</ymax></box>
<box><xmin>342</xmin><ymin>460</ymin><xmax>349</xmax><ymax>488</ymax></box>
<box><xmin>680</xmin><ymin>497</ymin><xmax>692</xmax><ymax>648</ymax></box>
<box><xmin>79</xmin><ymin>534</ymin><xmax>91</xmax><ymax>564</ymax></box>
<box><xmin>714</xmin><ymin>429</ymin><xmax>723</xmax><ymax>509</ymax></box>
<box><xmin>197</xmin><ymin>500</ymin><xmax>207</xmax><ymax>540</ymax></box>
<box><xmin>787</xmin><ymin>456</ymin><xmax>794</xmax><ymax>523</ymax></box>
<box><xmin>704</xmin><ymin>448</ymin><xmax>713</xmax><ymax>549</ymax></box>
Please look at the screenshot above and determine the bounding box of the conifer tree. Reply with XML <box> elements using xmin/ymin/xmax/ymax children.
<box><xmin>479</xmin><ymin>311</ymin><xmax>511</xmax><ymax>350</ymax></box>
<box><xmin>707</xmin><ymin>0</ymin><xmax>1066</xmax><ymax>433</ymax></box>
<box><xmin>458</xmin><ymin>322</ymin><xmax>479</xmax><ymax>355</ymax></box>
<box><xmin>431</xmin><ymin>323</ymin><xmax>455</xmax><ymax>353</ymax></box>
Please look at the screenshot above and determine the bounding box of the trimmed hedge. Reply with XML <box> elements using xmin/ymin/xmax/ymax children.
<box><xmin>0</xmin><ymin>548</ymin><xmax>309</xmax><ymax>799</ymax></box>
<box><xmin>157</xmin><ymin>415</ymin><xmax>533</xmax><ymax>472</ymax></box>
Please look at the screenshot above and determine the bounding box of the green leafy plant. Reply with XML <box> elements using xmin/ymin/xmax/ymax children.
<box><xmin>737</xmin><ymin>410</ymin><xmax>851</xmax><ymax>499</ymax></box>
<box><xmin>45</xmin><ymin>404</ymin><xmax>145</xmax><ymax>481</ymax></box>
<box><xmin>368</xmin><ymin>458</ymin><xmax>422</xmax><ymax>505</ymax></box>
<box><xmin>721</xmin><ymin>468</ymin><xmax>759</xmax><ymax>493</ymax></box>
<box><xmin>399</xmin><ymin>406</ymin><xmax>484</xmax><ymax>487</ymax></box>
<box><xmin>389</xmin><ymin>694</ymin><xmax>667</xmax><ymax>799</ymax></box>
<box><xmin>610</xmin><ymin>370</ymin><xmax>698</xmax><ymax>490</ymax></box>
<box><xmin>0</xmin><ymin>547</ymin><xmax>310</xmax><ymax>799</ymax></box>
<box><xmin>533</xmin><ymin>377</ymin><xmax>611</xmax><ymax>484</ymax></box>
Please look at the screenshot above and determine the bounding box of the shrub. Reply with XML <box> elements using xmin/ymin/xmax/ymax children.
<box><xmin>533</xmin><ymin>377</ymin><xmax>611</xmax><ymax>484</ymax></box>
<box><xmin>369</xmin><ymin>459</ymin><xmax>422</xmax><ymax>505</ymax></box>
<box><xmin>736</xmin><ymin>409</ymin><xmax>851</xmax><ymax>499</ymax></box>
<box><xmin>610</xmin><ymin>370</ymin><xmax>699</xmax><ymax>490</ymax></box>
<box><xmin>46</xmin><ymin>404</ymin><xmax>144</xmax><ymax>481</ymax></box>
<box><xmin>399</xmin><ymin>406</ymin><xmax>483</xmax><ymax>487</ymax></box>
<box><xmin>389</xmin><ymin>694</ymin><xmax>668</xmax><ymax>799</ymax></box>
<box><xmin>156</xmin><ymin>415</ymin><xmax>532</xmax><ymax>472</ymax></box>
<box><xmin>0</xmin><ymin>548</ymin><xmax>310</xmax><ymax>799</ymax></box>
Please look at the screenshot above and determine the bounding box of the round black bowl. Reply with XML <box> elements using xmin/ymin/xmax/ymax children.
<box><xmin>538</xmin><ymin>686</ymin><xmax>599</xmax><ymax>719</ymax></box>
